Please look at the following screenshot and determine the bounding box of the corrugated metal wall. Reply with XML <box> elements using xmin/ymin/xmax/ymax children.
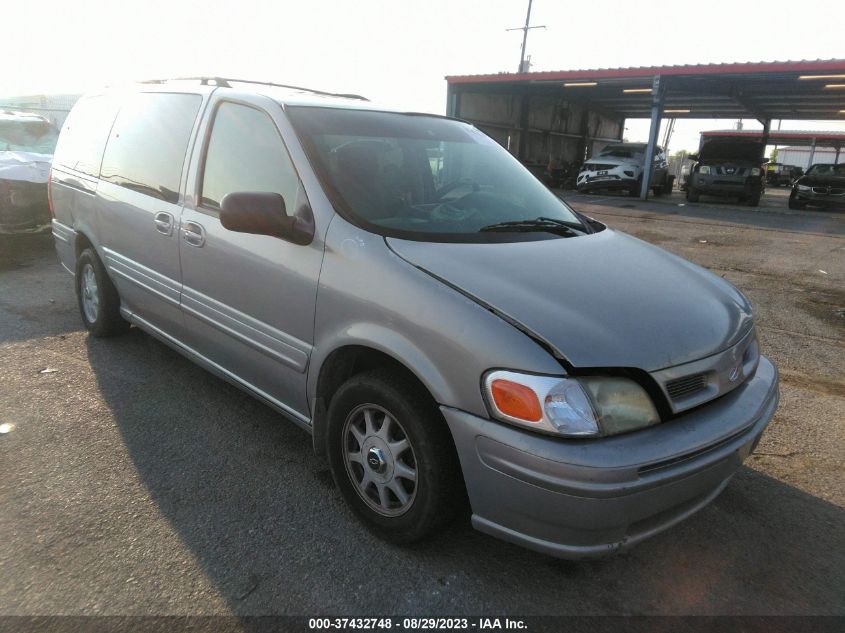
<box><xmin>455</xmin><ymin>91</ymin><xmax>624</xmax><ymax>169</ymax></box>
<box><xmin>777</xmin><ymin>146</ymin><xmax>840</xmax><ymax>169</ymax></box>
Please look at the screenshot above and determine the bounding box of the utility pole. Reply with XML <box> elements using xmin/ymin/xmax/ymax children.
<box><xmin>507</xmin><ymin>0</ymin><xmax>546</xmax><ymax>73</ymax></box>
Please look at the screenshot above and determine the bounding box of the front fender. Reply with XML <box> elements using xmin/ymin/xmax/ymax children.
<box><xmin>309</xmin><ymin>216</ymin><xmax>564</xmax><ymax>419</ymax></box>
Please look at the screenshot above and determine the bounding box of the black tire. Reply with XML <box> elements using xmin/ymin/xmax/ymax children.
<box><xmin>652</xmin><ymin>186</ymin><xmax>663</xmax><ymax>196</ymax></box>
<box><xmin>628</xmin><ymin>177</ymin><xmax>642</xmax><ymax>197</ymax></box>
<box><xmin>326</xmin><ymin>368</ymin><xmax>464</xmax><ymax>543</ymax></box>
<box><xmin>788</xmin><ymin>194</ymin><xmax>806</xmax><ymax>210</ymax></box>
<box><xmin>75</xmin><ymin>248</ymin><xmax>130</xmax><ymax>337</ymax></box>
<box><xmin>686</xmin><ymin>186</ymin><xmax>700</xmax><ymax>202</ymax></box>
<box><xmin>747</xmin><ymin>193</ymin><xmax>761</xmax><ymax>207</ymax></box>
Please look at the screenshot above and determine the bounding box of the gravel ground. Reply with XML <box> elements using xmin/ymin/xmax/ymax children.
<box><xmin>0</xmin><ymin>198</ymin><xmax>843</xmax><ymax>617</ymax></box>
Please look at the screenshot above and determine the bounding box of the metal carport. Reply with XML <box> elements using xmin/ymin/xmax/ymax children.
<box><xmin>445</xmin><ymin>59</ymin><xmax>845</xmax><ymax>199</ymax></box>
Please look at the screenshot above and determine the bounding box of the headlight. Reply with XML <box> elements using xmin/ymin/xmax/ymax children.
<box><xmin>750</xmin><ymin>168</ymin><xmax>761</xmax><ymax>176</ymax></box>
<box><xmin>797</xmin><ymin>184</ymin><xmax>811</xmax><ymax>191</ymax></box>
<box><xmin>698</xmin><ymin>166</ymin><xmax>711</xmax><ymax>175</ymax></box>
<box><xmin>483</xmin><ymin>370</ymin><xmax>660</xmax><ymax>437</ymax></box>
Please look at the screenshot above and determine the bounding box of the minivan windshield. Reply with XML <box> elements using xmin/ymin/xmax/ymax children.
<box><xmin>286</xmin><ymin>107</ymin><xmax>588</xmax><ymax>241</ymax></box>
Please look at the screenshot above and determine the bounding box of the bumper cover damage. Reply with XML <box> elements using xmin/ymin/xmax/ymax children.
<box><xmin>443</xmin><ymin>356</ymin><xmax>779</xmax><ymax>558</ymax></box>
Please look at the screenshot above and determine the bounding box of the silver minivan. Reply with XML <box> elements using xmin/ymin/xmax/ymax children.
<box><xmin>50</xmin><ymin>78</ymin><xmax>779</xmax><ymax>558</ymax></box>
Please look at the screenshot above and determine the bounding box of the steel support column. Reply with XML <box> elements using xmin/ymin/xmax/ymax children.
<box><xmin>760</xmin><ymin>119</ymin><xmax>771</xmax><ymax>162</ymax></box>
<box><xmin>446</xmin><ymin>85</ymin><xmax>458</xmax><ymax>118</ymax></box>
<box><xmin>640</xmin><ymin>75</ymin><xmax>666</xmax><ymax>200</ymax></box>
<box><xmin>835</xmin><ymin>145</ymin><xmax>841</xmax><ymax>165</ymax></box>
<box><xmin>808</xmin><ymin>137</ymin><xmax>817</xmax><ymax>166</ymax></box>
<box><xmin>517</xmin><ymin>93</ymin><xmax>530</xmax><ymax>160</ymax></box>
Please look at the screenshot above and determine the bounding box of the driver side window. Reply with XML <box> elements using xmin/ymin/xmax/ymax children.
<box><xmin>201</xmin><ymin>102</ymin><xmax>303</xmax><ymax>212</ymax></box>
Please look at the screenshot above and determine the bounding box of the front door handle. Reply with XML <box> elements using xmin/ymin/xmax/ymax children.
<box><xmin>182</xmin><ymin>220</ymin><xmax>206</xmax><ymax>247</ymax></box>
<box><xmin>154</xmin><ymin>212</ymin><xmax>174</xmax><ymax>236</ymax></box>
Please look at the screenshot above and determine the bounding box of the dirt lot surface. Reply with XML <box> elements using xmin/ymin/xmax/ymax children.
<box><xmin>1</xmin><ymin>198</ymin><xmax>843</xmax><ymax>617</ymax></box>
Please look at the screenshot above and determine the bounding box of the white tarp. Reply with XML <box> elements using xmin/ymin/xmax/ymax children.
<box><xmin>0</xmin><ymin>151</ymin><xmax>52</xmax><ymax>184</ymax></box>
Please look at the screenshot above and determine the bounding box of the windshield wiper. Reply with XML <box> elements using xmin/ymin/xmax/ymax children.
<box><xmin>479</xmin><ymin>216</ymin><xmax>584</xmax><ymax>236</ymax></box>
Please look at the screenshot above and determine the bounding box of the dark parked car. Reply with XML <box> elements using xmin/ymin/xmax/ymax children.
<box><xmin>686</xmin><ymin>139</ymin><xmax>766</xmax><ymax>206</ymax></box>
<box><xmin>766</xmin><ymin>163</ymin><xmax>802</xmax><ymax>187</ymax></box>
<box><xmin>789</xmin><ymin>163</ymin><xmax>845</xmax><ymax>210</ymax></box>
<box><xmin>0</xmin><ymin>111</ymin><xmax>58</xmax><ymax>233</ymax></box>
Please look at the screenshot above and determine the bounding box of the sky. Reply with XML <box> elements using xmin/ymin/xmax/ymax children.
<box><xmin>4</xmin><ymin>0</ymin><xmax>845</xmax><ymax>152</ymax></box>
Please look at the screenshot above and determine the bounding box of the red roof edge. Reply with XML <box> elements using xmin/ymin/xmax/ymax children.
<box><xmin>445</xmin><ymin>59</ymin><xmax>845</xmax><ymax>84</ymax></box>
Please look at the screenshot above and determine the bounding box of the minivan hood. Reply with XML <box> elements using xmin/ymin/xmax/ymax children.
<box><xmin>387</xmin><ymin>230</ymin><xmax>752</xmax><ymax>372</ymax></box>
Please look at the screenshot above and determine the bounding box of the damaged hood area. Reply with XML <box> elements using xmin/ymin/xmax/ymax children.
<box><xmin>387</xmin><ymin>230</ymin><xmax>753</xmax><ymax>372</ymax></box>
<box><xmin>0</xmin><ymin>151</ymin><xmax>52</xmax><ymax>184</ymax></box>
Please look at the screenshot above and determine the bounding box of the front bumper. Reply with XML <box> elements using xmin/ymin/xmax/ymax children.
<box><xmin>690</xmin><ymin>176</ymin><xmax>759</xmax><ymax>197</ymax></box>
<box><xmin>443</xmin><ymin>356</ymin><xmax>778</xmax><ymax>559</ymax></box>
<box><xmin>0</xmin><ymin>179</ymin><xmax>50</xmax><ymax>232</ymax></box>
<box><xmin>577</xmin><ymin>174</ymin><xmax>637</xmax><ymax>192</ymax></box>
<box><xmin>792</xmin><ymin>189</ymin><xmax>845</xmax><ymax>208</ymax></box>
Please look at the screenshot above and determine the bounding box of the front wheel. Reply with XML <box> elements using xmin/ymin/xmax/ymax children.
<box><xmin>326</xmin><ymin>369</ymin><xmax>464</xmax><ymax>543</ymax></box>
<box><xmin>747</xmin><ymin>193</ymin><xmax>761</xmax><ymax>207</ymax></box>
<box><xmin>75</xmin><ymin>248</ymin><xmax>130</xmax><ymax>337</ymax></box>
<box><xmin>687</xmin><ymin>186</ymin><xmax>700</xmax><ymax>202</ymax></box>
<box><xmin>788</xmin><ymin>194</ymin><xmax>806</xmax><ymax>210</ymax></box>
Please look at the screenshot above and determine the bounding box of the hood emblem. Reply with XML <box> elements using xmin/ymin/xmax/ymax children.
<box><xmin>728</xmin><ymin>363</ymin><xmax>742</xmax><ymax>382</ymax></box>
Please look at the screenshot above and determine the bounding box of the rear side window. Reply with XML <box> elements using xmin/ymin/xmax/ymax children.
<box><xmin>200</xmin><ymin>102</ymin><xmax>302</xmax><ymax>211</ymax></box>
<box><xmin>100</xmin><ymin>93</ymin><xmax>202</xmax><ymax>204</ymax></box>
<box><xmin>52</xmin><ymin>95</ymin><xmax>119</xmax><ymax>177</ymax></box>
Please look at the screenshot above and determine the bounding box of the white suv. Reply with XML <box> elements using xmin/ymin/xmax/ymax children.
<box><xmin>576</xmin><ymin>142</ymin><xmax>670</xmax><ymax>196</ymax></box>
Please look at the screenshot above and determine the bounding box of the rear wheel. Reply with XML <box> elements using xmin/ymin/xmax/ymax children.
<box><xmin>326</xmin><ymin>369</ymin><xmax>464</xmax><ymax>543</ymax></box>
<box><xmin>75</xmin><ymin>248</ymin><xmax>130</xmax><ymax>337</ymax></box>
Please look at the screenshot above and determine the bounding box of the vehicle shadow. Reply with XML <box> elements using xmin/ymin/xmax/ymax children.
<box><xmin>84</xmin><ymin>330</ymin><xmax>845</xmax><ymax>616</ymax></box>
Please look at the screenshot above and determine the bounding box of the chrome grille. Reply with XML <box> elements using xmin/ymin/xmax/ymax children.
<box><xmin>811</xmin><ymin>186</ymin><xmax>845</xmax><ymax>195</ymax></box>
<box><xmin>717</xmin><ymin>166</ymin><xmax>747</xmax><ymax>176</ymax></box>
<box><xmin>666</xmin><ymin>373</ymin><xmax>707</xmax><ymax>401</ymax></box>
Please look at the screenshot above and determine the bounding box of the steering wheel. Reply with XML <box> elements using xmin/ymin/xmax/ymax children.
<box><xmin>434</xmin><ymin>177</ymin><xmax>480</xmax><ymax>201</ymax></box>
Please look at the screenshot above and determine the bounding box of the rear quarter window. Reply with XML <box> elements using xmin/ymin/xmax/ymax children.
<box><xmin>52</xmin><ymin>95</ymin><xmax>120</xmax><ymax>177</ymax></box>
<box><xmin>100</xmin><ymin>92</ymin><xmax>202</xmax><ymax>204</ymax></box>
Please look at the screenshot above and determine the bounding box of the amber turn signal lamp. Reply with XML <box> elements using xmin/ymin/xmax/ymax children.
<box><xmin>490</xmin><ymin>379</ymin><xmax>543</xmax><ymax>422</ymax></box>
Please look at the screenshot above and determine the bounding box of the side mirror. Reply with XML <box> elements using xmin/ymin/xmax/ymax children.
<box><xmin>220</xmin><ymin>191</ymin><xmax>313</xmax><ymax>245</ymax></box>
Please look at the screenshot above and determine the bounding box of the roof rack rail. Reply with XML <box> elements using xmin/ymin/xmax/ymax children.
<box><xmin>139</xmin><ymin>76</ymin><xmax>369</xmax><ymax>101</ymax></box>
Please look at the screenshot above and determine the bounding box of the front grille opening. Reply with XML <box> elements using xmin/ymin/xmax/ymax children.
<box><xmin>666</xmin><ymin>372</ymin><xmax>707</xmax><ymax>400</ymax></box>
